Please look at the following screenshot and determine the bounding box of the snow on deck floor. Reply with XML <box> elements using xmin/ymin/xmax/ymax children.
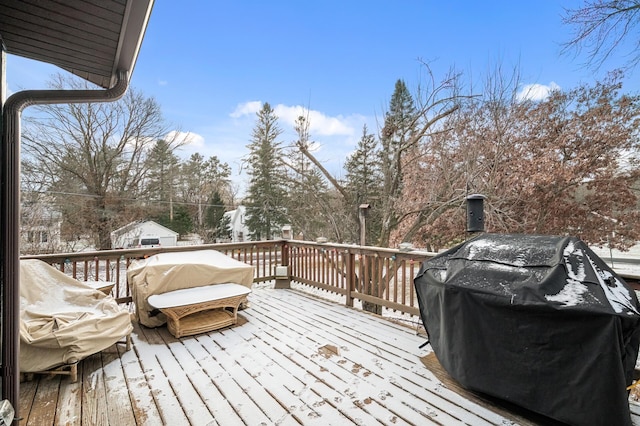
<box><xmin>19</xmin><ymin>286</ymin><xmax>640</xmax><ymax>425</ymax></box>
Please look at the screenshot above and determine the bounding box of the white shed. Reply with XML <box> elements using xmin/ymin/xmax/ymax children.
<box><xmin>111</xmin><ymin>220</ymin><xmax>179</xmax><ymax>248</ymax></box>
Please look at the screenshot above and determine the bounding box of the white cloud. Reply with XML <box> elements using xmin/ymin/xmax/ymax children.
<box><xmin>157</xmin><ymin>79</ymin><xmax>168</xmax><ymax>86</ymax></box>
<box><xmin>230</xmin><ymin>101</ymin><xmax>262</xmax><ymax>118</ymax></box>
<box><xmin>230</xmin><ymin>101</ymin><xmax>358</xmax><ymax>137</ymax></box>
<box><xmin>273</xmin><ymin>105</ymin><xmax>354</xmax><ymax>137</ymax></box>
<box><xmin>165</xmin><ymin>130</ymin><xmax>204</xmax><ymax>149</ymax></box>
<box><xmin>516</xmin><ymin>82</ymin><xmax>561</xmax><ymax>102</ymax></box>
<box><xmin>171</xmin><ymin>123</ymin><xmax>251</xmax><ymax>167</ymax></box>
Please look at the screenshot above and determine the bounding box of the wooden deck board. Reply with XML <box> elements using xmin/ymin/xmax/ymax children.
<box><xmin>81</xmin><ymin>352</ymin><xmax>109</xmax><ymax>425</ymax></box>
<box><xmin>220</xmin><ymin>324</ymin><xmax>321</xmax><ymax>422</ymax></box>
<box><xmin>117</xmin><ymin>336</ymin><xmax>164</xmax><ymax>426</ymax></box>
<box><xmin>17</xmin><ymin>286</ymin><xmax>640</xmax><ymax>425</ymax></box>
<box><xmin>55</xmin><ymin>364</ymin><xmax>81</xmax><ymax>426</ymax></box>
<box><xmin>134</xmin><ymin>325</ymin><xmax>192</xmax><ymax>425</ymax></box>
<box><xmin>28</xmin><ymin>376</ymin><xmax>60</xmax><ymax>425</ymax></box>
<box><xmin>194</xmin><ymin>329</ymin><xmax>299</xmax><ymax>425</ymax></box>
<box><xmin>17</xmin><ymin>379</ymin><xmax>36</xmax><ymax>425</ymax></box>
<box><xmin>102</xmin><ymin>347</ymin><xmax>136</xmax><ymax>426</ymax></box>
<box><xmin>178</xmin><ymin>335</ymin><xmax>246</xmax><ymax>425</ymax></box>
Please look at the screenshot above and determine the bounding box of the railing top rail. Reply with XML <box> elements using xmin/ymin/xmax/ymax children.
<box><xmin>21</xmin><ymin>239</ymin><xmax>439</xmax><ymax>262</ymax></box>
<box><xmin>285</xmin><ymin>239</ymin><xmax>438</xmax><ymax>257</ymax></box>
<box><xmin>20</xmin><ymin>240</ymin><xmax>283</xmax><ymax>262</ymax></box>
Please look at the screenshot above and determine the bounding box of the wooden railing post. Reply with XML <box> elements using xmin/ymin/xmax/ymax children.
<box><xmin>275</xmin><ymin>240</ymin><xmax>290</xmax><ymax>289</ymax></box>
<box><xmin>280</xmin><ymin>240</ymin><xmax>289</xmax><ymax>267</ymax></box>
<box><xmin>346</xmin><ymin>250</ymin><xmax>355</xmax><ymax>308</ymax></box>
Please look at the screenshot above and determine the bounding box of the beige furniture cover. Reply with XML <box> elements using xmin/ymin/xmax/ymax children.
<box><xmin>20</xmin><ymin>259</ymin><xmax>133</xmax><ymax>373</ymax></box>
<box><xmin>127</xmin><ymin>249</ymin><xmax>255</xmax><ymax>327</ymax></box>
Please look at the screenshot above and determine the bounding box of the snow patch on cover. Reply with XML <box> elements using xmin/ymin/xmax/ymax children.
<box><xmin>545</xmin><ymin>280</ymin><xmax>589</xmax><ymax>306</ymax></box>
<box><xmin>547</xmin><ymin>240</ymin><xmax>638</xmax><ymax>313</ymax></box>
<box><xmin>466</xmin><ymin>239</ymin><xmax>527</xmax><ymax>266</ymax></box>
<box><xmin>545</xmin><ymin>241</ymin><xmax>590</xmax><ymax>306</ymax></box>
<box><xmin>586</xmin><ymin>253</ymin><xmax>638</xmax><ymax>315</ymax></box>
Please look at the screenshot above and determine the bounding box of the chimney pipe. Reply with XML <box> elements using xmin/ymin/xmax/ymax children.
<box><xmin>466</xmin><ymin>194</ymin><xmax>486</xmax><ymax>233</ymax></box>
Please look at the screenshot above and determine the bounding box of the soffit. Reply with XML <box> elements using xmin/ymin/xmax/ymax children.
<box><xmin>0</xmin><ymin>0</ymin><xmax>154</xmax><ymax>89</ymax></box>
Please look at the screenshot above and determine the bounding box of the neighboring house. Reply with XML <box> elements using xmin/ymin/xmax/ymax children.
<box><xmin>111</xmin><ymin>220</ymin><xmax>179</xmax><ymax>248</ymax></box>
<box><xmin>224</xmin><ymin>205</ymin><xmax>250</xmax><ymax>242</ymax></box>
<box><xmin>20</xmin><ymin>201</ymin><xmax>62</xmax><ymax>254</ymax></box>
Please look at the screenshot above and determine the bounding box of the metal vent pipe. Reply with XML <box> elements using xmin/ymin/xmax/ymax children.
<box><xmin>466</xmin><ymin>194</ymin><xmax>486</xmax><ymax>233</ymax></box>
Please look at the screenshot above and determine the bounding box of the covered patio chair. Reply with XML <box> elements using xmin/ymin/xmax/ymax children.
<box><xmin>19</xmin><ymin>259</ymin><xmax>133</xmax><ymax>382</ymax></box>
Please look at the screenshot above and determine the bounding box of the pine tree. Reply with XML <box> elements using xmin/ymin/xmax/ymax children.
<box><xmin>145</xmin><ymin>139</ymin><xmax>180</xmax><ymax>221</ymax></box>
<box><xmin>216</xmin><ymin>214</ymin><xmax>232</xmax><ymax>241</ymax></box>
<box><xmin>204</xmin><ymin>190</ymin><xmax>228</xmax><ymax>242</ymax></box>
<box><xmin>153</xmin><ymin>203</ymin><xmax>192</xmax><ymax>236</ymax></box>
<box><xmin>378</xmin><ymin>79</ymin><xmax>418</xmax><ymax>246</ymax></box>
<box><xmin>344</xmin><ymin>125</ymin><xmax>383</xmax><ymax>244</ymax></box>
<box><xmin>244</xmin><ymin>103</ymin><xmax>289</xmax><ymax>240</ymax></box>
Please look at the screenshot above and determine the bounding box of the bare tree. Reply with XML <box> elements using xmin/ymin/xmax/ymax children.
<box><xmin>177</xmin><ymin>153</ymin><xmax>232</xmax><ymax>234</ymax></box>
<box><xmin>22</xmin><ymin>74</ymin><xmax>183</xmax><ymax>249</ymax></box>
<box><xmin>563</xmin><ymin>0</ymin><xmax>640</xmax><ymax>71</ymax></box>
<box><xmin>282</xmin><ymin>115</ymin><xmax>347</xmax><ymax>242</ymax></box>
<box><xmin>400</xmin><ymin>70</ymin><xmax>640</xmax><ymax>250</ymax></box>
<box><xmin>392</xmin><ymin>64</ymin><xmax>522</xmax><ymax>249</ymax></box>
<box><xmin>291</xmin><ymin>65</ymin><xmax>464</xmax><ymax>248</ymax></box>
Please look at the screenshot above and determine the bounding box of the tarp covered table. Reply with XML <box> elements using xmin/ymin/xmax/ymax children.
<box><xmin>127</xmin><ymin>249</ymin><xmax>255</xmax><ymax>327</ymax></box>
<box><xmin>20</xmin><ymin>259</ymin><xmax>133</xmax><ymax>373</ymax></box>
<box><xmin>414</xmin><ymin>233</ymin><xmax>640</xmax><ymax>426</ymax></box>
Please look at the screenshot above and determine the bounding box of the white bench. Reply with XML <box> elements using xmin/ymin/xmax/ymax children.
<box><xmin>147</xmin><ymin>283</ymin><xmax>251</xmax><ymax>338</ymax></box>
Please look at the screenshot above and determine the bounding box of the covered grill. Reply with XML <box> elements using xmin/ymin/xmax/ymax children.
<box><xmin>414</xmin><ymin>233</ymin><xmax>640</xmax><ymax>425</ymax></box>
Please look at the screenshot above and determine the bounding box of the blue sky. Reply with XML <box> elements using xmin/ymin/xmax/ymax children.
<box><xmin>6</xmin><ymin>1</ymin><xmax>638</xmax><ymax>194</ymax></box>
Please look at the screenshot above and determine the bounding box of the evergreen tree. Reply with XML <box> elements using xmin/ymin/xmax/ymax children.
<box><xmin>216</xmin><ymin>214</ymin><xmax>232</xmax><ymax>241</ymax></box>
<box><xmin>344</xmin><ymin>125</ymin><xmax>383</xmax><ymax>244</ymax></box>
<box><xmin>145</xmin><ymin>139</ymin><xmax>180</xmax><ymax>220</ymax></box>
<box><xmin>205</xmin><ymin>190</ymin><xmax>226</xmax><ymax>229</ymax></box>
<box><xmin>204</xmin><ymin>190</ymin><xmax>228</xmax><ymax>242</ymax></box>
<box><xmin>153</xmin><ymin>203</ymin><xmax>192</xmax><ymax>236</ymax></box>
<box><xmin>244</xmin><ymin>103</ymin><xmax>289</xmax><ymax>240</ymax></box>
<box><xmin>377</xmin><ymin>79</ymin><xmax>418</xmax><ymax>246</ymax></box>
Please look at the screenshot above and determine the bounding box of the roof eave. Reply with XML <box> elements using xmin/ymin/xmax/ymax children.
<box><xmin>64</xmin><ymin>0</ymin><xmax>155</xmax><ymax>89</ymax></box>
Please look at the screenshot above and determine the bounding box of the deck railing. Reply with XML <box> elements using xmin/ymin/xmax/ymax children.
<box><xmin>287</xmin><ymin>241</ymin><xmax>434</xmax><ymax>316</ymax></box>
<box><xmin>21</xmin><ymin>240</ymin><xmax>437</xmax><ymax>317</ymax></box>
<box><xmin>24</xmin><ymin>239</ymin><xmax>640</xmax><ymax>318</ymax></box>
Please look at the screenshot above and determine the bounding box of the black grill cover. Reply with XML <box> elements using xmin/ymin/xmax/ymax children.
<box><xmin>414</xmin><ymin>233</ymin><xmax>640</xmax><ymax>426</ymax></box>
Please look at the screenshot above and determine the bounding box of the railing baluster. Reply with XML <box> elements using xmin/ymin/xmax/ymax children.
<box><xmin>21</xmin><ymin>240</ymin><xmax>434</xmax><ymax>318</ymax></box>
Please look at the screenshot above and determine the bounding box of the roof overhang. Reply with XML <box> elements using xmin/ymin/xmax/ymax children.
<box><xmin>0</xmin><ymin>0</ymin><xmax>155</xmax><ymax>88</ymax></box>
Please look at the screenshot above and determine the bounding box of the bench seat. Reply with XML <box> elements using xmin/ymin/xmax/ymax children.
<box><xmin>147</xmin><ymin>283</ymin><xmax>251</xmax><ymax>338</ymax></box>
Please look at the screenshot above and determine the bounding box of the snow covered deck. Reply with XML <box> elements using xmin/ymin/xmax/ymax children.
<box><xmin>18</xmin><ymin>285</ymin><xmax>640</xmax><ymax>425</ymax></box>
